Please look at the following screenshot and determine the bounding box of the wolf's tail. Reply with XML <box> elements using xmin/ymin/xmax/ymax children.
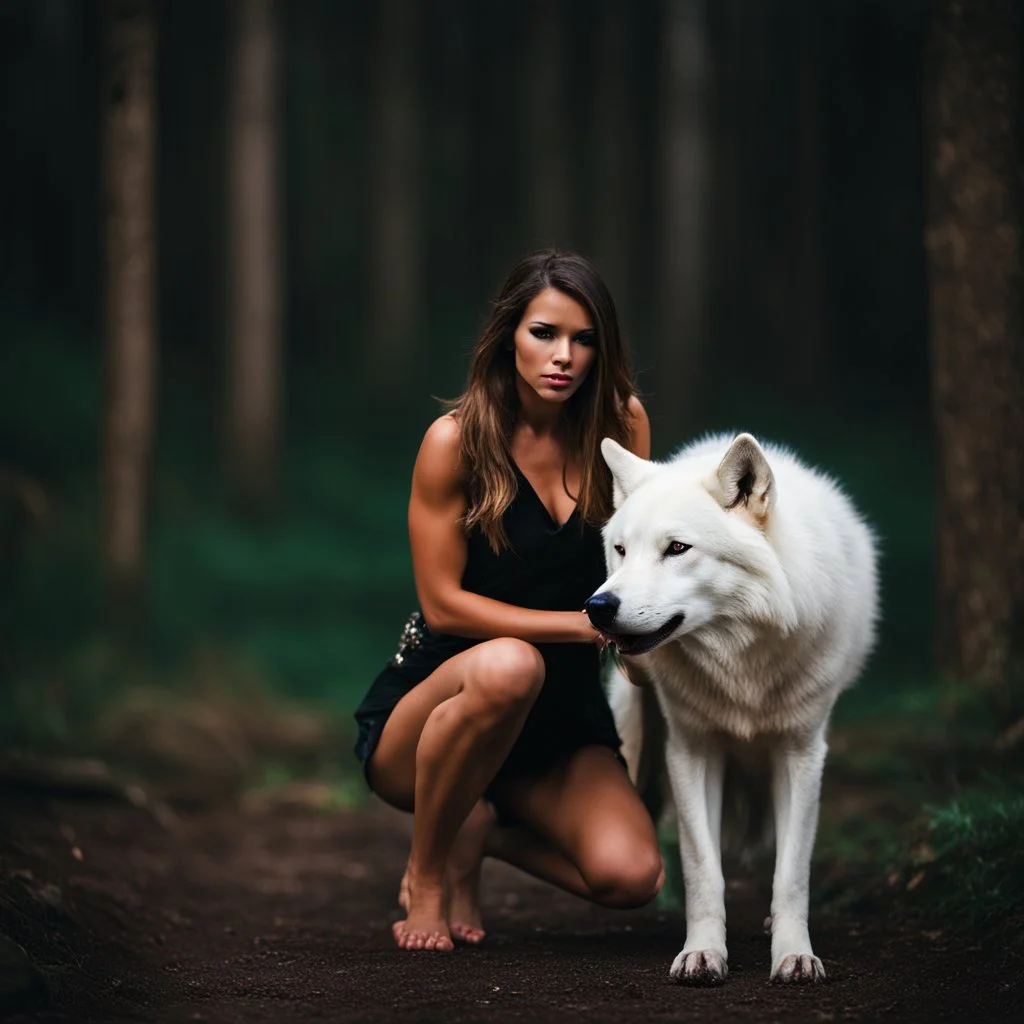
<box><xmin>607</xmin><ymin>665</ymin><xmax>774</xmax><ymax>859</ymax></box>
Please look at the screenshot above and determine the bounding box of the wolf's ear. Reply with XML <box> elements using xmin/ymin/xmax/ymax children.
<box><xmin>601</xmin><ymin>437</ymin><xmax>656</xmax><ymax>508</ymax></box>
<box><xmin>709</xmin><ymin>433</ymin><xmax>775</xmax><ymax>524</ymax></box>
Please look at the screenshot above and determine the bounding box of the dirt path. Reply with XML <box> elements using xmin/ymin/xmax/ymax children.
<box><xmin>1</xmin><ymin>792</ymin><xmax>1020</xmax><ymax>1023</ymax></box>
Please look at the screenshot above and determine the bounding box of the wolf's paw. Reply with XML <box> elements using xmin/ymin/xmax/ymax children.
<box><xmin>770</xmin><ymin>953</ymin><xmax>826</xmax><ymax>983</ymax></box>
<box><xmin>669</xmin><ymin>949</ymin><xmax>728</xmax><ymax>986</ymax></box>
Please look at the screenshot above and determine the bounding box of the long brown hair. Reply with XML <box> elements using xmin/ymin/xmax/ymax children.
<box><xmin>446</xmin><ymin>249</ymin><xmax>636</xmax><ymax>551</ymax></box>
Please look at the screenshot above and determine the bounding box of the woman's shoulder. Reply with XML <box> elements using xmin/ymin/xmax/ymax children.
<box><xmin>413</xmin><ymin>413</ymin><xmax>464</xmax><ymax>493</ymax></box>
<box><xmin>421</xmin><ymin>411</ymin><xmax>461</xmax><ymax>452</ymax></box>
<box><xmin>623</xmin><ymin>394</ymin><xmax>650</xmax><ymax>459</ymax></box>
<box><xmin>624</xmin><ymin>393</ymin><xmax>647</xmax><ymax>422</ymax></box>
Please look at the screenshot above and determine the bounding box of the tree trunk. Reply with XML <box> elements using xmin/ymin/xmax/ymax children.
<box><xmin>425</xmin><ymin>0</ymin><xmax>473</xmax><ymax>340</ymax></box>
<box><xmin>101</xmin><ymin>0</ymin><xmax>156</xmax><ymax>602</ymax></box>
<box><xmin>525</xmin><ymin>0</ymin><xmax>570</xmax><ymax>248</ymax></box>
<box><xmin>370</xmin><ymin>0</ymin><xmax>420</xmax><ymax>393</ymax></box>
<box><xmin>705</xmin><ymin>0</ymin><xmax>763</xmax><ymax>400</ymax></box>
<box><xmin>656</xmin><ymin>0</ymin><xmax>708</xmax><ymax>437</ymax></box>
<box><xmin>225</xmin><ymin>0</ymin><xmax>281</xmax><ymax>510</ymax></box>
<box><xmin>925</xmin><ymin>0</ymin><xmax>1024</xmax><ymax>717</ymax></box>
<box><xmin>592</xmin><ymin>0</ymin><xmax>633</xmax><ymax>328</ymax></box>
<box><xmin>787</xmin><ymin>0</ymin><xmax>827</xmax><ymax>400</ymax></box>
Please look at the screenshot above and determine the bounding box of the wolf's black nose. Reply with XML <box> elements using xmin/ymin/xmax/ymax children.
<box><xmin>585</xmin><ymin>591</ymin><xmax>620</xmax><ymax>630</ymax></box>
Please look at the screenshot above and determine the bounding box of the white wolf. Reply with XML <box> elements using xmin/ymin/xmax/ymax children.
<box><xmin>584</xmin><ymin>433</ymin><xmax>878</xmax><ymax>985</ymax></box>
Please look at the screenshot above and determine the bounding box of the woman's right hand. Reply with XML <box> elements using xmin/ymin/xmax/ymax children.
<box><xmin>575</xmin><ymin>610</ymin><xmax>609</xmax><ymax>649</ymax></box>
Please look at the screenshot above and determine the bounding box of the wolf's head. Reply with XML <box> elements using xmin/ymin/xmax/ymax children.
<box><xmin>586</xmin><ymin>433</ymin><xmax>798</xmax><ymax>656</ymax></box>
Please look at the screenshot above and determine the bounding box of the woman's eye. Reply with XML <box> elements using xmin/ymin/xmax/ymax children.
<box><xmin>614</xmin><ymin>544</ymin><xmax>625</xmax><ymax>557</ymax></box>
<box><xmin>530</xmin><ymin>327</ymin><xmax>552</xmax><ymax>339</ymax></box>
<box><xmin>665</xmin><ymin>541</ymin><xmax>692</xmax><ymax>557</ymax></box>
<box><xmin>575</xmin><ymin>333</ymin><xmax>596</xmax><ymax>347</ymax></box>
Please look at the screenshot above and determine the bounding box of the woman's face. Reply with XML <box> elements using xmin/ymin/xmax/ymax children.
<box><xmin>512</xmin><ymin>287</ymin><xmax>598</xmax><ymax>407</ymax></box>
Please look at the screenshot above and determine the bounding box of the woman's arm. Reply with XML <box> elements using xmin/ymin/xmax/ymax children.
<box><xmin>407</xmin><ymin>414</ymin><xmax>599</xmax><ymax>644</ymax></box>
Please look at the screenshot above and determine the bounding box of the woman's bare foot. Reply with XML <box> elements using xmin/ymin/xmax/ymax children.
<box><xmin>392</xmin><ymin>875</ymin><xmax>453</xmax><ymax>952</ymax></box>
<box><xmin>396</xmin><ymin>800</ymin><xmax>494</xmax><ymax>946</ymax></box>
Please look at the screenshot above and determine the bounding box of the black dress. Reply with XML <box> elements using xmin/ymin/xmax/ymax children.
<box><xmin>353</xmin><ymin>462</ymin><xmax>623</xmax><ymax>799</ymax></box>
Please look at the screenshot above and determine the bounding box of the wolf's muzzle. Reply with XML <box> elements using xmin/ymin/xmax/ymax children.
<box><xmin>585</xmin><ymin>591</ymin><xmax>620</xmax><ymax>630</ymax></box>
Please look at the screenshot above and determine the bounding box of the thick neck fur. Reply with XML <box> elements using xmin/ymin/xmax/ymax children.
<box><xmin>640</xmin><ymin>492</ymin><xmax>851</xmax><ymax>739</ymax></box>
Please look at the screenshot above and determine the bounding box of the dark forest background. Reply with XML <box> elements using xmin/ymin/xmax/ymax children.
<box><xmin>1</xmin><ymin>0</ymin><xmax>1021</xmax><ymax>864</ymax></box>
<box><xmin>0</xmin><ymin>0</ymin><xmax>1022</xmax><ymax>971</ymax></box>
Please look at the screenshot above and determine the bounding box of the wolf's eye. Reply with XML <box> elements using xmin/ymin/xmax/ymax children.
<box><xmin>665</xmin><ymin>541</ymin><xmax>691</xmax><ymax>557</ymax></box>
<box><xmin>614</xmin><ymin>543</ymin><xmax>625</xmax><ymax>557</ymax></box>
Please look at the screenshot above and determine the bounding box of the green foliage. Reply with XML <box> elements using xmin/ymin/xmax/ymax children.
<box><xmin>919</xmin><ymin>776</ymin><xmax>1024</xmax><ymax>927</ymax></box>
<box><xmin>811</xmin><ymin>721</ymin><xmax>1024</xmax><ymax>936</ymax></box>
<box><xmin>146</xmin><ymin>440</ymin><xmax>415</xmax><ymax>707</ymax></box>
<box><xmin>1</xmin><ymin>319</ymin><xmax>422</xmax><ymax>751</ymax></box>
<box><xmin>1</xmin><ymin>442</ymin><xmax>417</xmax><ymax>749</ymax></box>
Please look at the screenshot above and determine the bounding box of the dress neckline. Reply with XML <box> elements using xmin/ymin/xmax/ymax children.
<box><xmin>511</xmin><ymin>460</ymin><xmax>580</xmax><ymax>531</ymax></box>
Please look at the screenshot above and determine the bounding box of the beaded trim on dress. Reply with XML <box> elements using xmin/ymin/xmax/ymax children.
<box><xmin>389</xmin><ymin>610</ymin><xmax>432</xmax><ymax>666</ymax></box>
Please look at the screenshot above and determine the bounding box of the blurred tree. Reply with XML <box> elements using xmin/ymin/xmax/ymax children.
<box><xmin>705</xmin><ymin>0</ymin><xmax>765</xmax><ymax>407</ymax></box>
<box><xmin>656</xmin><ymin>0</ymin><xmax>708</xmax><ymax>437</ymax></box>
<box><xmin>370</xmin><ymin>0</ymin><xmax>421</xmax><ymax>392</ymax></box>
<box><xmin>101</xmin><ymin>0</ymin><xmax>156</xmax><ymax>603</ymax></box>
<box><xmin>786</xmin><ymin>0</ymin><xmax>827</xmax><ymax>399</ymax></box>
<box><xmin>925</xmin><ymin>0</ymin><xmax>1024</xmax><ymax>722</ymax></box>
<box><xmin>225</xmin><ymin>0</ymin><xmax>282</xmax><ymax>510</ymax></box>
<box><xmin>423</xmin><ymin>0</ymin><xmax>473</xmax><ymax>349</ymax></box>
<box><xmin>592</xmin><ymin>0</ymin><xmax>634</xmax><ymax>322</ymax></box>
<box><xmin>525</xmin><ymin>0</ymin><xmax>571</xmax><ymax>249</ymax></box>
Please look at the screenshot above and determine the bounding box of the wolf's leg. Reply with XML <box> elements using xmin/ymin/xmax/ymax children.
<box><xmin>664</xmin><ymin>732</ymin><xmax>728</xmax><ymax>985</ymax></box>
<box><xmin>768</xmin><ymin>730</ymin><xmax>828</xmax><ymax>982</ymax></box>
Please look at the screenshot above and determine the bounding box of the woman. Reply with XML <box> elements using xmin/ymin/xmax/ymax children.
<box><xmin>354</xmin><ymin>249</ymin><xmax>663</xmax><ymax>952</ymax></box>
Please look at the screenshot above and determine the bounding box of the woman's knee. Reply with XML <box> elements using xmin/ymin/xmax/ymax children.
<box><xmin>583</xmin><ymin>840</ymin><xmax>664</xmax><ymax>909</ymax></box>
<box><xmin>465</xmin><ymin>638</ymin><xmax>545</xmax><ymax>715</ymax></box>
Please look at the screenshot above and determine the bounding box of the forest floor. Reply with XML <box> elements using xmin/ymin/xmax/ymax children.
<box><xmin>1</xmin><ymin>770</ymin><xmax>1022</xmax><ymax>1024</ymax></box>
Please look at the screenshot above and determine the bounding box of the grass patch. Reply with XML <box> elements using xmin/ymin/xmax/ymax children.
<box><xmin>915</xmin><ymin>776</ymin><xmax>1024</xmax><ymax>927</ymax></box>
<box><xmin>813</xmin><ymin>722</ymin><xmax>1024</xmax><ymax>940</ymax></box>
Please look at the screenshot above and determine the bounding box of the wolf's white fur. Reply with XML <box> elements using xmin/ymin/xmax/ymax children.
<box><xmin>595</xmin><ymin>432</ymin><xmax>878</xmax><ymax>985</ymax></box>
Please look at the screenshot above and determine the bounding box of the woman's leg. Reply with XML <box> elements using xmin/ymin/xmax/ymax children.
<box><xmin>487</xmin><ymin>745</ymin><xmax>665</xmax><ymax>908</ymax></box>
<box><xmin>397</xmin><ymin>797</ymin><xmax>493</xmax><ymax>944</ymax></box>
<box><xmin>368</xmin><ymin>637</ymin><xmax>545</xmax><ymax>951</ymax></box>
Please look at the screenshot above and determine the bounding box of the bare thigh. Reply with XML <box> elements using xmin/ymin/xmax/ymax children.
<box><xmin>493</xmin><ymin>746</ymin><xmax>664</xmax><ymax>904</ymax></box>
<box><xmin>367</xmin><ymin>638</ymin><xmax>544</xmax><ymax>811</ymax></box>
